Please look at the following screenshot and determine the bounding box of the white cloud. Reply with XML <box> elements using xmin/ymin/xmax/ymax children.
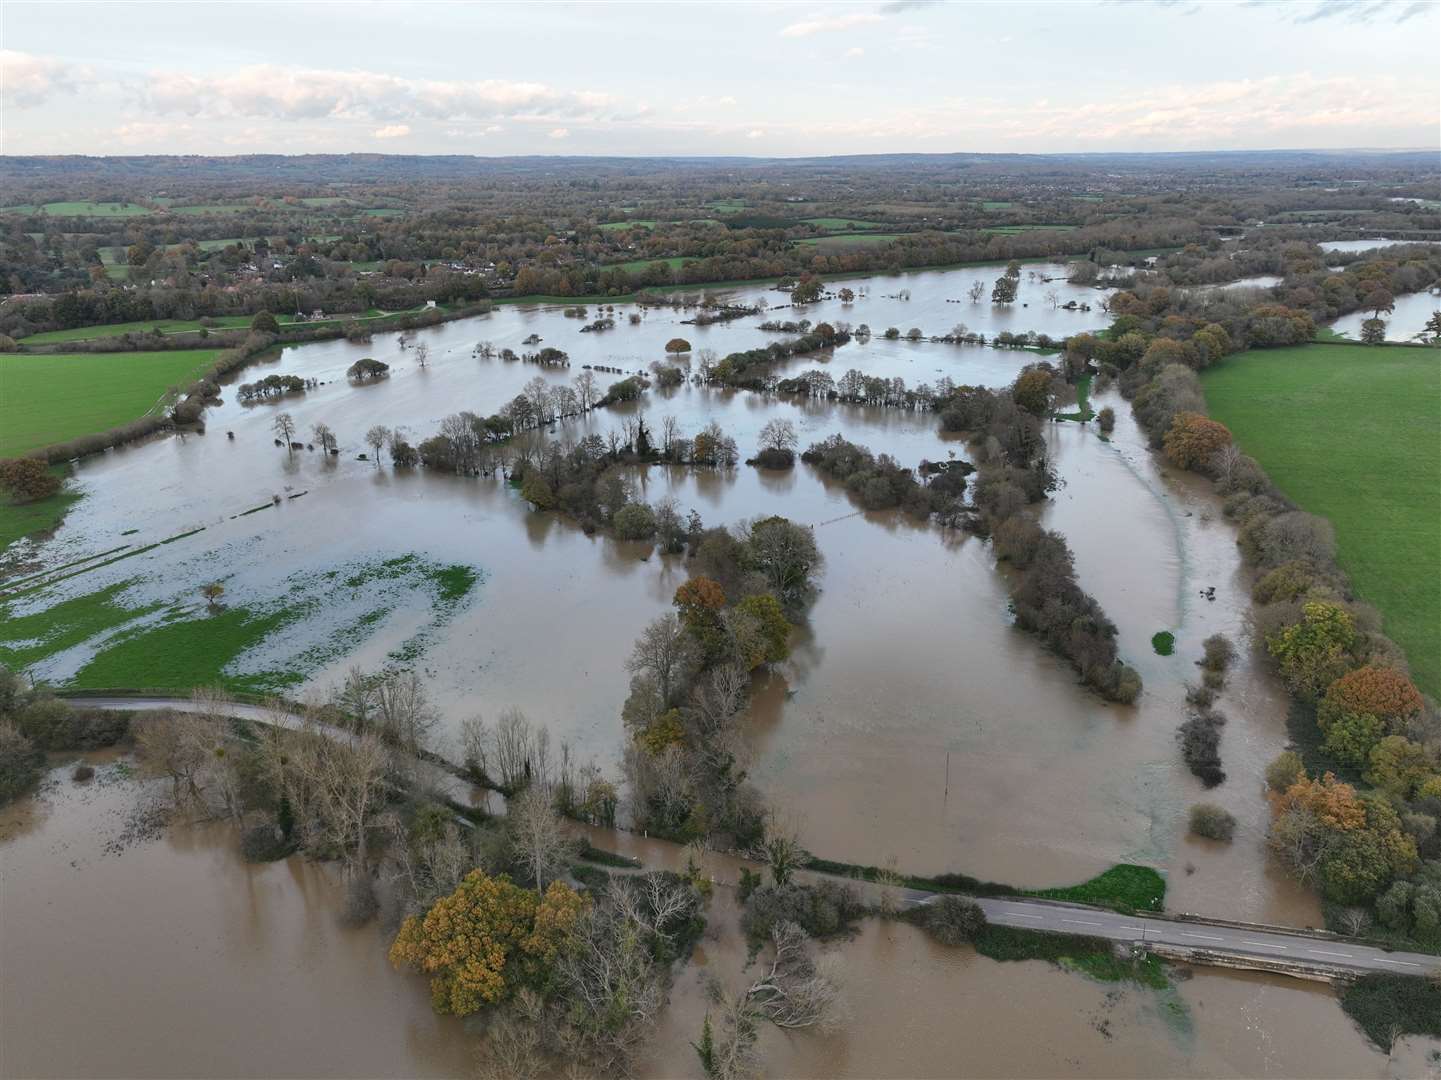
<box><xmin>746</xmin><ymin>129</ymin><xmax>765</xmax><ymax>139</ymax></box>
<box><xmin>548</xmin><ymin>127</ymin><xmax>570</xmax><ymax>139</ymax></box>
<box><xmin>845</xmin><ymin>46</ymin><xmax>866</xmax><ymax>57</ymax></box>
<box><xmin>780</xmin><ymin>11</ymin><xmax>882</xmax><ymax>36</ymax></box>
<box><xmin>373</xmin><ymin>123</ymin><xmax>410</xmax><ymax>139</ymax></box>
<box><xmin>142</xmin><ymin>64</ymin><xmax>623</xmax><ymax>125</ymax></box>
<box><xmin>1</xmin><ymin>50</ymin><xmax>90</xmax><ymax>107</ymax></box>
<box><xmin>717</xmin><ymin>95</ymin><xmax>737</xmax><ymax>106</ymax></box>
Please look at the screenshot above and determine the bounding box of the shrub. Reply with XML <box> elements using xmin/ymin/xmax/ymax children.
<box><xmin>740</xmin><ymin>881</ymin><xmax>865</xmax><ymax>946</ymax></box>
<box><xmin>240</xmin><ymin>822</ymin><xmax>295</xmax><ymax>862</ymax></box>
<box><xmin>0</xmin><ymin>458</ymin><xmax>61</xmax><ymax>503</ymax></box>
<box><xmin>1179</xmin><ymin>708</ymin><xmax>1226</xmax><ymax>787</ymax></box>
<box><xmin>1340</xmin><ymin>974</ymin><xmax>1441</xmax><ymax>1051</ymax></box>
<box><xmin>612</xmin><ymin>503</ymin><xmax>657</xmax><ymax>540</ymax></box>
<box><xmin>1162</xmin><ymin>412</ymin><xmax>1232</xmax><ymax>471</ymax></box>
<box><xmin>1152</xmin><ymin>631</ymin><xmax>1175</xmax><ymax>656</ymax></box>
<box><xmin>72</xmin><ymin>764</ymin><xmax>95</xmax><ymax>782</ymax></box>
<box><xmin>750</xmin><ymin>447</ymin><xmax>795</xmax><ymax>469</ymax></box>
<box><xmin>15</xmin><ymin>701</ymin><xmax>129</xmax><ymax>750</ymax></box>
<box><xmin>1096</xmin><ymin>406</ymin><xmax>1116</xmax><ymax>433</ymax></box>
<box><xmin>1188</xmin><ymin>803</ymin><xmax>1237</xmax><ymax>842</ymax></box>
<box><xmin>1200</xmin><ymin>634</ymin><xmax>1237</xmax><ymax>673</ymax></box>
<box><xmin>664</xmin><ymin>337</ymin><xmax>691</xmax><ymax>354</ymax></box>
<box><xmin>250</xmin><ymin>311</ymin><xmax>280</xmax><ymax>334</ymax></box>
<box><xmin>906</xmin><ymin>895</ymin><xmax>988</xmax><ymax>945</ymax></box>
<box><xmin>0</xmin><ymin>721</ymin><xmax>43</xmax><ymax>804</ymax></box>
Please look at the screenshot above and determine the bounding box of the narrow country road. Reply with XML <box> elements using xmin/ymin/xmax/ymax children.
<box><xmin>70</xmin><ymin>695</ymin><xmax>1441</xmax><ymax>981</ymax></box>
<box><xmin>904</xmin><ymin>893</ymin><xmax>1441</xmax><ymax>978</ymax></box>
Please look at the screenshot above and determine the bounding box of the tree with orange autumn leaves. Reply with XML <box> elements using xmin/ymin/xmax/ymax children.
<box><xmin>390</xmin><ymin>871</ymin><xmax>587</xmax><ymax>1016</ymax></box>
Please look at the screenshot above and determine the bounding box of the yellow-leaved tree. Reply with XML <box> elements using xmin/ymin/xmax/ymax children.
<box><xmin>389</xmin><ymin>870</ymin><xmax>586</xmax><ymax>1016</ymax></box>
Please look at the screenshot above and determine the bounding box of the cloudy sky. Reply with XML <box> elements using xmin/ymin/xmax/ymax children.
<box><xmin>3</xmin><ymin>0</ymin><xmax>1438</xmax><ymax>157</ymax></box>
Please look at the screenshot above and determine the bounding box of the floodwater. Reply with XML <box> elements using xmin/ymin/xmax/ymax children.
<box><xmin>8</xmin><ymin>259</ymin><xmax>1324</xmax><ymax>916</ymax></box>
<box><xmin>1328</xmin><ymin>285</ymin><xmax>1441</xmax><ymax>342</ymax></box>
<box><xmin>0</xmin><ymin>756</ymin><xmax>472</xmax><ymax>1079</ymax></box>
<box><xmin>1188</xmin><ymin>275</ymin><xmax>1283</xmax><ymax>292</ymax></box>
<box><xmin>1316</xmin><ymin>238</ymin><xmax>1436</xmax><ymax>254</ymax></box>
<box><xmin>0</xmin><ymin>763</ymin><xmax>1399</xmax><ymax>1080</ymax></box>
<box><xmin>3</xmin><ymin>258</ymin><xmax>1368</xmax><ymax>1078</ymax></box>
<box><xmin>644</xmin><ymin>878</ymin><xmax>1389</xmax><ymax>1080</ymax></box>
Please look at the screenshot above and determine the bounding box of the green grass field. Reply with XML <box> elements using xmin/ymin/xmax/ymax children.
<box><xmin>611</xmin><ymin>255</ymin><xmax>698</xmax><ymax>273</ymax></box>
<box><xmin>0</xmin><ymin>349</ymin><xmax>219</xmax><ymax>456</ymax></box>
<box><xmin>796</xmin><ymin>232</ymin><xmax>906</xmax><ymax>249</ymax></box>
<box><xmin>984</xmin><ymin>224</ymin><xmax>1080</xmax><ymax>234</ymax></box>
<box><xmin>798</xmin><ymin>217</ymin><xmax>889</xmax><ymax>232</ymax></box>
<box><xmin>20</xmin><ymin>308</ymin><xmax>390</xmax><ymax>344</ymax></box>
<box><xmin>1203</xmin><ymin>343</ymin><xmax>1441</xmax><ymax>695</ymax></box>
<box><xmin>20</xmin><ymin>318</ymin><xmax>253</xmax><ymax>343</ymax></box>
<box><xmin>1</xmin><ymin>201</ymin><xmax>153</xmax><ymax>217</ymax></box>
<box><xmin>600</xmin><ymin>219</ymin><xmax>656</xmax><ymax>231</ymax></box>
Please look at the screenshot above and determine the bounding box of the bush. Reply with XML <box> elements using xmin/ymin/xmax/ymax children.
<box><xmin>1179</xmin><ymin>708</ymin><xmax>1226</xmax><ymax>787</ymax></box>
<box><xmin>250</xmin><ymin>311</ymin><xmax>280</xmax><ymax>334</ymax></box>
<box><xmin>906</xmin><ymin>895</ymin><xmax>988</xmax><ymax>945</ymax></box>
<box><xmin>1162</xmin><ymin>412</ymin><xmax>1232</xmax><ymax>471</ymax></box>
<box><xmin>15</xmin><ymin>700</ymin><xmax>130</xmax><ymax>750</ymax></box>
<box><xmin>1188</xmin><ymin>803</ymin><xmax>1237</xmax><ymax>842</ymax></box>
<box><xmin>612</xmin><ymin>502</ymin><xmax>657</xmax><ymax>540</ymax></box>
<box><xmin>1152</xmin><ymin>631</ymin><xmax>1175</xmax><ymax>656</ymax></box>
<box><xmin>0</xmin><ymin>721</ymin><xmax>43</xmax><ymax>804</ymax></box>
<box><xmin>740</xmin><ymin>881</ymin><xmax>865</xmax><ymax>945</ymax></box>
<box><xmin>0</xmin><ymin>458</ymin><xmax>61</xmax><ymax>503</ymax></box>
<box><xmin>240</xmin><ymin>822</ymin><xmax>295</xmax><ymax>862</ymax></box>
<box><xmin>72</xmin><ymin>764</ymin><xmax>95</xmax><ymax>782</ymax></box>
<box><xmin>1201</xmin><ymin>634</ymin><xmax>1236</xmax><ymax>672</ymax></box>
<box><xmin>750</xmin><ymin>447</ymin><xmax>795</xmax><ymax>469</ymax></box>
<box><xmin>1096</xmin><ymin>406</ymin><xmax>1116</xmax><ymax>433</ymax></box>
<box><xmin>1265</xmin><ymin>750</ymin><xmax>1306</xmax><ymax>793</ymax></box>
<box><xmin>1340</xmin><ymin>974</ymin><xmax>1441</xmax><ymax>1051</ymax></box>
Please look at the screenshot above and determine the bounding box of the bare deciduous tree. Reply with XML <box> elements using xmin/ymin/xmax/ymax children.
<box><xmin>627</xmin><ymin>613</ymin><xmax>696</xmax><ymax>707</ymax></box>
<box><xmin>508</xmin><ymin>785</ymin><xmax>572</xmax><ymax>891</ymax></box>
<box><xmin>365</xmin><ymin>425</ymin><xmax>390</xmax><ymax>466</ymax></box>
<box><xmin>272</xmin><ymin>412</ymin><xmax>297</xmax><ymax>457</ymax></box>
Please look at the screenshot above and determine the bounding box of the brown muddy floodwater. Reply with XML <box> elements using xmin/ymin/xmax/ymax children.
<box><xmin>4</xmin><ymin>263</ymin><xmax>1401</xmax><ymax>1078</ymax></box>
<box><xmin>0</xmin><ymin>769</ymin><xmax>1398</xmax><ymax>1080</ymax></box>
<box><xmin>0</xmin><ymin>756</ymin><xmax>471</xmax><ymax>1079</ymax></box>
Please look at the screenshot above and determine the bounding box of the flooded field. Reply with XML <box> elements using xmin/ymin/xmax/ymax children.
<box><xmin>2</xmin><ymin>258</ymin><xmax>1389</xmax><ymax>1076</ymax></box>
<box><xmin>5</xmin><ymin>261</ymin><xmax>1317</xmax><ymax>912</ymax></box>
<box><xmin>1328</xmin><ymin>284</ymin><xmax>1441</xmax><ymax>341</ymax></box>
<box><xmin>0</xmin><ymin>756</ymin><xmax>472</xmax><ymax>1079</ymax></box>
<box><xmin>0</xmin><ymin>760</ymin><xmax>1396</xmax><ymax>1080</ymax></box>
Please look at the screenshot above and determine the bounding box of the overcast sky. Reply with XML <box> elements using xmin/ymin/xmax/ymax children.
<box><xmin>3</xmin><ymin>0</ymin><xmax>1438</xmax><ymax>157</ymax></box>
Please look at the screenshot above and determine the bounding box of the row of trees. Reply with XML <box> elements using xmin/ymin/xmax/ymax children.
<box><xmin>1092</xmin><ymin>254</ymin><xmax>1441</xmax><ymax>941</ymax></box>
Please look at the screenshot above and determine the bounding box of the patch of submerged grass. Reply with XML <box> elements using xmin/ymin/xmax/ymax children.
<box><xmin>0</xmin><ymin>580</ymin><xmax>160</xmax><ymax>669</ymax></box>
<box><xmin>429</xmin><ymin>564</ymin><xmax>479</xmax><ymax>605</ymax></box>
<box><xmin>974</xmin><ymin>925</ymin><xmax>1170</xmax><ymax>989</ymax></box>
<box><xmin>9</xmin><ymin>551</ymin><xmax>484</xmax><ymax>694</ymax></box>
<box><xmin>69</xmin><ymin>600</ymin><xmax>314</xmax><ymax>694</ymax></box>
<box><xmin>1151</xmin><ymin>631</ymin><xmax>1175</xmax><ymax>656</ymax></box>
